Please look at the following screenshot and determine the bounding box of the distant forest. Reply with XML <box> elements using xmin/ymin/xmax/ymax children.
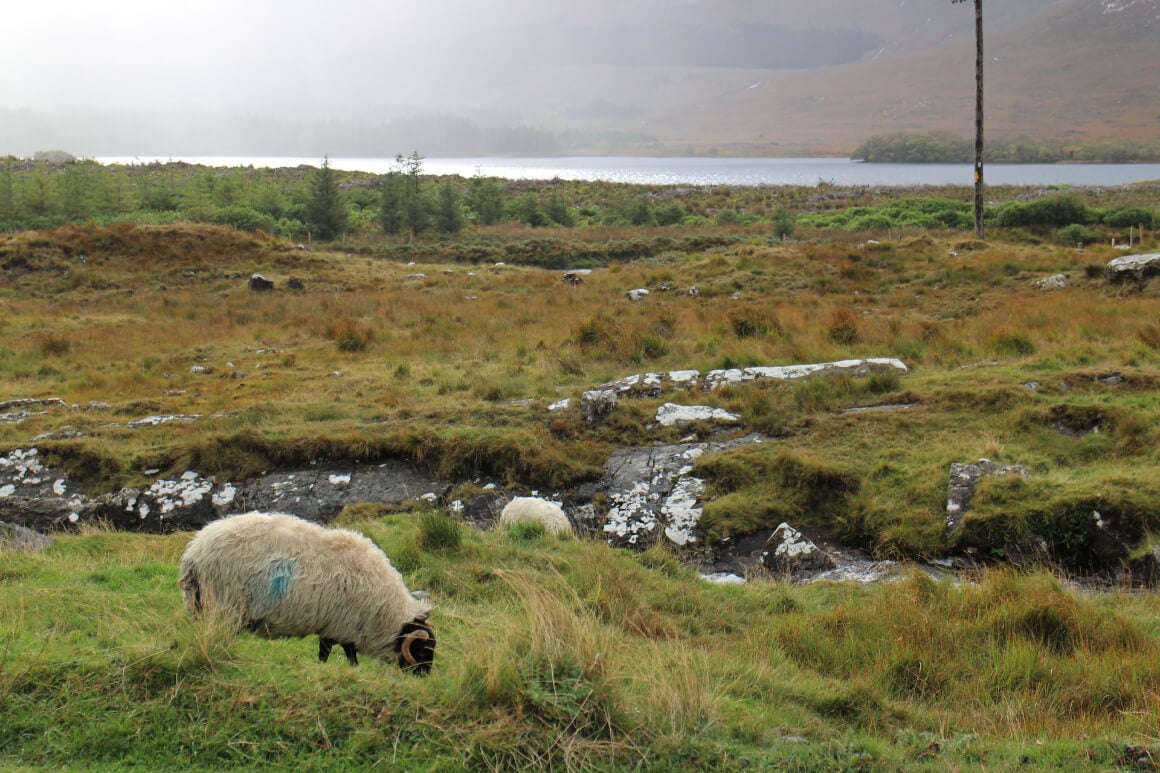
<box><xmin>0</xmin><ymin>110</ymin><xmax>638</xmax><ymax>159</ymax></box>
<box><xmin>853</xmin><ymin>132</ymin><xmax>1160</xmax><ymax>164</ymax></box>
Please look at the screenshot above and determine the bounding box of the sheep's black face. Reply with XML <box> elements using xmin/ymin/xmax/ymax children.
<box><xmin>396</xmin><ymin>616</ymin><xmax>436</xmax><ymax>675</ymax></box>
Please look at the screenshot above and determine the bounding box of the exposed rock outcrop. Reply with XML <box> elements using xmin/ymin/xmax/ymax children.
<box><xmin>597</xmin><ymin>433</ymin><xmax>765</xmax><ymax>548</ymax></box>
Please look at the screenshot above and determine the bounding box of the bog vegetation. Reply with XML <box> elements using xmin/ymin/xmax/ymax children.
<box><xmin>1</xmin><ymin>157</ymin><xmax>1159</xmax><ymax>770</ymax></box>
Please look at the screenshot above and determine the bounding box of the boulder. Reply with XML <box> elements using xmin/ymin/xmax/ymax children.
<box><xmin>1106</xmin><ymin>253</ymin><xmax>1160</xmax><ymax>284</ymax></box>
<box><xmin>248</xmin><ymin>273</ymin><xmax>275</xmax><ymax>292</ymax></box>
<box><xmin>1034</xmin><ymin>274</ymin><xmax>1068</xmax><ymax>290</ymax></box>
<box><xmin>0</xmin><ymin>521</ymin><xmax>53</xmax><ymax>552</ymax></box>
<box><xmin>581</xmin><ymin>388</ymin><xmax>618</xmax><ymax>423</ymax></box>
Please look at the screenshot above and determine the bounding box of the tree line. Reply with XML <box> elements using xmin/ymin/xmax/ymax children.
<box><xmin>0</xmin><ymin>154</ymin><xmax>798</xmax><ymax>242</ymax></box>
<box><xmin>852</xmin><ymin>132</ymin><xmax>1160</xmax><ymax>164</ymax></box>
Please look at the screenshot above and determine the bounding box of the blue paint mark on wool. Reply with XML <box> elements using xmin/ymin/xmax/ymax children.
<box><xmin>266</xmin><ymin>558</ymin><xmax>296</xmax><ymax>602</ymax></box>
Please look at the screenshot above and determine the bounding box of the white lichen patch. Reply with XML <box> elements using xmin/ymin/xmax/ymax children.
<box><xmin>212</xmin><ymin>483</ymin><xmax>237</xmax><ymax>507</ymax></box>
<box><xmin>655</xmin><ymin>403</ymin><xmax>740</xmax><ymax>427</ymax></box>
<box><xmin>661</xmin><ymin>475</ymin><xmax>705</xmax><ymax>546</ymax></box>
<box><xmin>142</xmin><ymin>471</ymin><xmax>213</xmax><ymax>517</ymax></box>
<box><xmin>603</xmin><ymin>481</ymin><xmax>659</xmax><ymax>544</ymax></box>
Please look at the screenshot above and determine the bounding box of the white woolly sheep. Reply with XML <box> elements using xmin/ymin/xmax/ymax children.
<box><xmin>499</xmin><ymin>497</ymin><xmax>573</xmax><ymax>536</ymax></box>
<box><xmin>178</xmin><ymin>512</ymin><xmax>435</xmax><ymax>674</ymax></box>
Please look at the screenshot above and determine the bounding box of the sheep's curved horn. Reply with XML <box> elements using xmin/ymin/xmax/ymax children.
<box><xmin>401</xmin><ymin>628</ymin><xmax>431</xmax><ymax>666</ymax></box>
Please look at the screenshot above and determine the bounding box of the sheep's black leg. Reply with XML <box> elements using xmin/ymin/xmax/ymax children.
<box><xmin>319</xmin><ymin>638</ymin><xmax>336</xmax><ymax>662</ymax></box>
<box><xmin>341</xmin><ymin>643</ymin><xmax>359</xmax><ymax>666</ymax></box>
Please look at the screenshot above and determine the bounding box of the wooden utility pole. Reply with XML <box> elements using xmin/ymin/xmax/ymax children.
<box><xmin>954</xmin><ymin>0</ymin><xmax>984</xmax><ymax>238</ymax></box>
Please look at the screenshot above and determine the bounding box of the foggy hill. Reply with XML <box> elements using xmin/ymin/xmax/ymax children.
<box><xmin>1</xmin><ymin>0</ymin><xmax>1156</xmax><ymax>158</ymax></box>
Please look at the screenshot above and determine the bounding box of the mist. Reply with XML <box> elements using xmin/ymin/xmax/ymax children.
<box><xmin>2</xmin><ymin>0</ymin><xmax>1128</xmax><ymax>158</ymax></box>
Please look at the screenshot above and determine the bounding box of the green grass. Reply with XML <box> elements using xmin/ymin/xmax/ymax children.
<box><xmin>1</xmin><ymin>520</ymin><xmax>1157</xmax><ymax>770</ymax></box>
<box><xmin>2</xmin><ymin>182</ymin><xmax>1160</xmax><ymax>768</ymax></box>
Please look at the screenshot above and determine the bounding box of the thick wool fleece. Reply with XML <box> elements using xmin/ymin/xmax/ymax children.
<box><xmin>499</xmin><ymin>497</ymin><xmax>573</xmax><ymax>536</ymax></box>
<box><xmin>179</xmin><ymin>512</ymin><xmax>429</xmax><ymax>661</ymax></box>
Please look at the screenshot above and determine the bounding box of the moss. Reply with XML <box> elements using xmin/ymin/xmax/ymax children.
<box><xmin>697</xmin><ymin>447</ymin><xmax>860</xmax><ymax>543</ymax></box>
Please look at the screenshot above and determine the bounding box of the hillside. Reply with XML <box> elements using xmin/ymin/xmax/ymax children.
<box><xmin>480</xmin><ymin>0</ymin><xmax>1160</xmax><ymax>155</ymax></box>
<box><xmin>1</xmin><ymin>0</ymin><xmax>1158</xmax><ymax>159</ymax></box>
<box><xmin>2</xmin><ymin>198</ymin><xmax>1160</xmax><ymax>769</ymax></box>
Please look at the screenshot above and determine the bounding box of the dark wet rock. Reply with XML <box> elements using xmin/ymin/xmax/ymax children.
<box><xmin>447</xmin><ymin>489</ymin><xmax>506</xmax><ymax>529</ymax></box>
<box><xmin>0</xmin><ymin>448</ymin><xmax>445</xmax><ymax>534</ymax></box>
<box><xmin>761</xmin><ymin>522</ymin><xmax>836</xmax><ymax>574</ymax></box>
<box><xmin>1125</xmin><ymin>545</ymin><xmax>1160</xmax><ymax>588</ymax></box>
<box><xmin>228</xmin><ymin>464</ymin><xmax>447</xmax><ymax>525</ymax></box>
<box><xmin>248</xmin><ymin>273</ymin><xmax>275</xmax><ymax>291</ymax></box>
<box><xmin>946</xmin><ymin>459</ymin><xmax>1027</xmax><ymax>534</ymax></box>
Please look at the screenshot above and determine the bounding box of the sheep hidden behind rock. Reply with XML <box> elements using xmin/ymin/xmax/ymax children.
<box><xmin>499</xmin><ymin>497</ymin><xmax>574</xmax><ymax>536</ymax></box>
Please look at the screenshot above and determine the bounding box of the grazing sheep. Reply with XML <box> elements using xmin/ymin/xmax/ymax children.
<box><xmin>178</xmin><ymin>512</ymin><xmax>435</xmax><ymax>674</ymax></box>
<box><xmin>499</xmin><ymin>497</ymin><xmax>573</xmax><ymax>536</ymax></box>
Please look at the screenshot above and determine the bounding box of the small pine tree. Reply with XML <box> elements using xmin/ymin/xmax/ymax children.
<box><xmin>378</xmin><ymin>171</ymin><xmax>405</xmax><ymax>235</ymax></box>
<box><xmin>512</xmin><ymin>192</ymin><xmax>546</xmax><ymax>227</ymax></box>
<box><xmin>398</xmin><ymin>152</ymin><xmax>429</xmax><ymax>238</ymax></box>
<box><xmin>304</xmin><ymin>156</ymin><xmax>348</xmax><ymax>240</ymax></box>
<box><xmin>434</xmin><ymin>179</ymin><xmax>464</xmax><ymax>235</ymax></box>
<box><xmin>0</xmin><ymin>159</ymin><xmax>20</xmax><ymax>224</ymax></box>
<box><xmin>545</xmin><ymin>191</ymin><xmax>575</xmax><ymax>226</ymax></box>
<box><xmin>773</xmin><ymin>206</ymin><xmax>797</xmax><ymax>241</ymax></box>
<box><xmin>469</xmin><ymin>175</ymin><xmax>506</xmax><ymax>225</ymax></box>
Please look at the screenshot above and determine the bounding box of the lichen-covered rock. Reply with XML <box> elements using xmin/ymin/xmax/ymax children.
<box><xmin>655</xmin><ymin>403</ymin><xmax>740</xmax><ymax>427</ymax></box>
<box><xmin>599</xmin><ymin>433</ymin><xmax>764</xmax><ymax>548</ymax></box>
<box><xmin>581</xmin><ymin>388</ymin><xmax>618</xmax><ymax>423</ymax></box>
<box><xmin>0</xmin><ymin>448</ymin><xmax>445</xmax><ymax>534</ymax></box>
<box><xmin>761</xmin><ymin>523</ymin><xmax>836</xmax><ymax>574</ymax></box>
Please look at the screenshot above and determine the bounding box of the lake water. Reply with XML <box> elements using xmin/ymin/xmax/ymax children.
<box><xmin>95</xmin><ymin>155</ymin><xmax>1160</xmax><ymax>188</ymax></box>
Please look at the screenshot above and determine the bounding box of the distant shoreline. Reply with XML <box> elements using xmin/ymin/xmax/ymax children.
<box><xmin>92</xmin><ymin>156</ymin><xmax>1160</xmax><ymax>188</ymax></box>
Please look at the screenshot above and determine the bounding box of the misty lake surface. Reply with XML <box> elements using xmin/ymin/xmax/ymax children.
<box><xmin>97</xmin><ymin>156</ymin><xmax>1160</xmax><ymax>188</ymax></box>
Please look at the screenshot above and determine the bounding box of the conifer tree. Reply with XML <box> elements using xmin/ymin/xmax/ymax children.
<box><xmin>305</xmin><ymin>156</ymin><xmax>347</xmax><ymax>240</ymax></box>
<box><xmin>434</xmin><ymin>178</ymin><xmax>464</xmax><ymax>235</ymax></box>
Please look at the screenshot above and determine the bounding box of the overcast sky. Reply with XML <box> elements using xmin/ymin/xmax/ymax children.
<box><xmin>1</xmin><ymin>0</ymin><xmax>553</xmax><ymax>110</ymax></box>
